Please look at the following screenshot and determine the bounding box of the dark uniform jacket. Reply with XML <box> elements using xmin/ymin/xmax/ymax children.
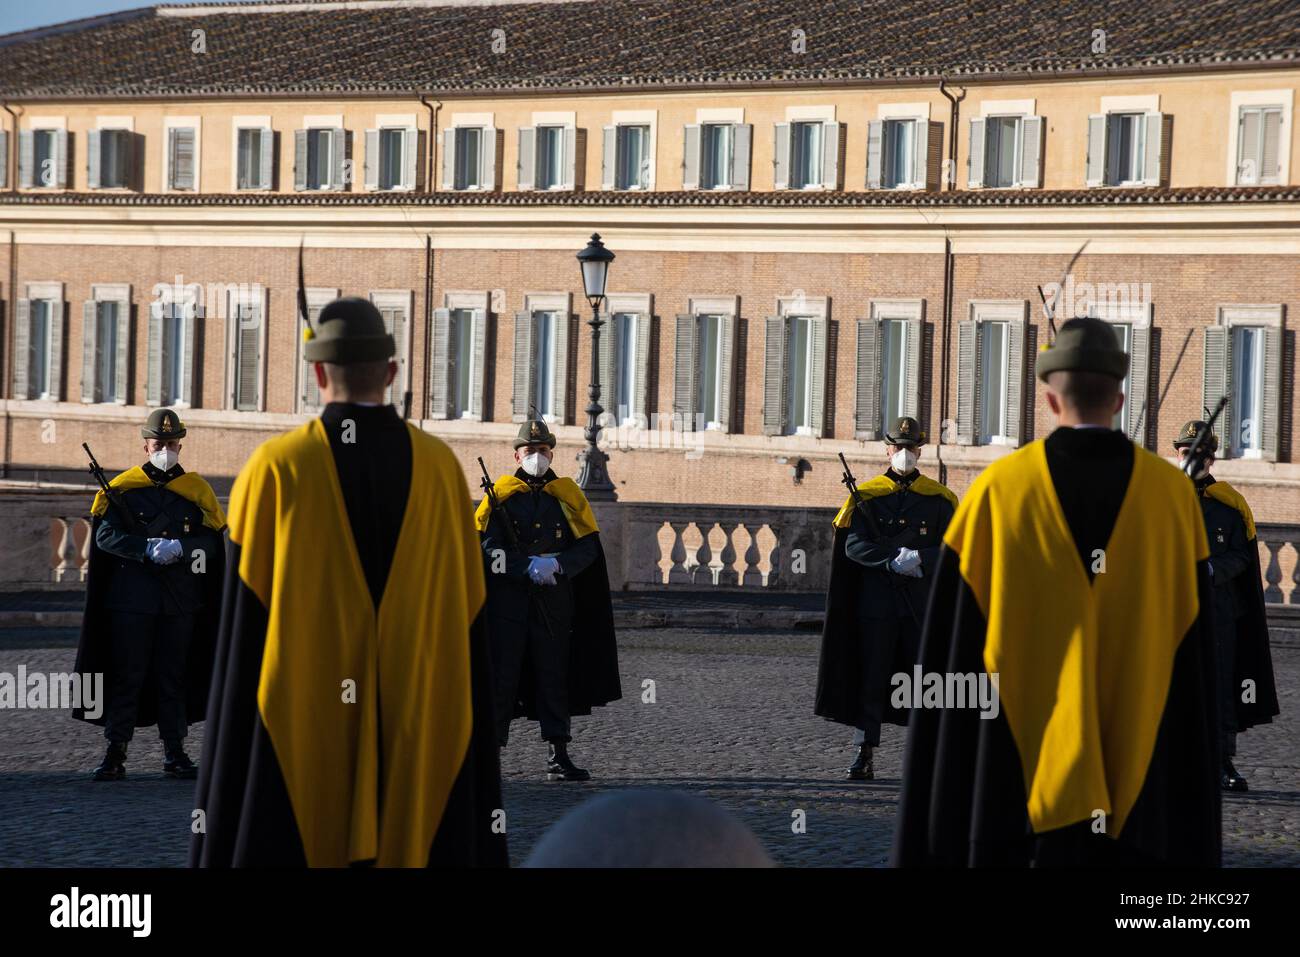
<box><xmin>1198</xmin><ymin>483</ymin><xmax>1253</xmax><ymax>638</ymax></box>
<box><xmin>479</xmin><ymin>468</ymin><xmax>599</xmax><ymax>629</ymax></box>
<box><xmin>844</xmin><ymin>468</ymin><xmax>955</xmax><ymax>619</ymax></box>
<box><xmin>94</xmin><ymin>462</ymin><xmax>224</xmax><ymax>615</ymax></box>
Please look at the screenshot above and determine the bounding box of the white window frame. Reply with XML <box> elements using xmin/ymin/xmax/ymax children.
<box><xmin>92</xmin><ymin>117</ymin><xmax>135</xmax><ymax>191</ymax></box>
<box><xmin>523</xmin><ymin>291</ymin><xmax>570</xmax><ymax>422</ymax></box>
<box><xmin>969</xmin><ymin>300</ymin><xmax>1026</xmax><ymax>447</ymax></box>
<box><xmin>611</xmin><ymin>109</ymin><xmax>657</xmax><ymax>191</ymax></box>
<box><xmin>688</xmin><ymin>295</ymin><xmax>739</xmax><ymax>432</ymax></box>
<box><xmin>90</xmin><ymin>282</ymin><xmax>131</xmax><ymax>405</ymax></box>
<box><xmin>26</xmin><ymin>281</ymin><xmax>64</xmax><ymax>401</ymax></box>
<box><xmin>978</xmin><ymin>114</ymin><xmax>1025</xmax><ymax>190</ymax></box>
<box><xmin>153</xmin><ymin>282</ymin><xmax>201</xmax><ymax>409</ymax></box>
<box><xmin>297</xmin><ymin>287</ymin><xmax>338</xmax><ymax>414</ymax></box>
<box><xmin>1217</xmin><ymin>304</ymin><xmax>1284</xmax><ymax>460</ymax></box>
<box><xmin>777</xmin><ymin>294</ymin><xmax>829</xmax><ymax>437</ymax></box>
<box><xmin>162</xmin><ymin>116</ymin><xmax>200</xmax><ymax>192</ymax></box>
<box><xmin>370</xmin><ymin>289</ymin><xmax>414</xmax><ymax>409</ymax></box>
<box><xmin>232</xmin><ymin>115</ymin><xmax>273</xmax><ymax>191</ymax></box>
<box><xmin>441</xmin><ymin>289</ymin><xmax>489</xmax><ymax>421</ymax></box>
<box><xmin>605</xmin><ymin>291</ymin><xmax>651</xmax><ymax>427</ymax></box>
<box><xmin>1228</xmin><ymin>90</ymin><xmax>1293</xmax><ymax>186</ymax></box>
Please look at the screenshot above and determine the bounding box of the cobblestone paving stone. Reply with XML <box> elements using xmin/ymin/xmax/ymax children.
<box><xmin>0</xmin><ymin>628</ymin><xmax>1295</xmax><ymax>867</ymax></box>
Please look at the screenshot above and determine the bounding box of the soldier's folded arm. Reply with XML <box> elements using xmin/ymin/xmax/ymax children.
<box><xmin>94</xmin><ymin>503</ymin><xmax>150</xmax><ymax>562</ymax></box>
<box><xmin>480</xmin><ymin>509</ymin><xmax>533</xmax><ymax>578</ymax></box>
<box><xmin>844</xmin><ymin>511</ymin><xmax>899</xmax><ymax>570</ymax></box>
<box><xmin>177</xmin><ymin>525</ymin><xmax>223</xmax><ymax>571</ymax></box>
<box><xmin>555</xmin><ymin>529</ymin><xmax>599</xmax><ymax>577</ymax></box>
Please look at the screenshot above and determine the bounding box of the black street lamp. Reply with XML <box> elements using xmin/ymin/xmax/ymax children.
<box><xmin>575</xmin><ymin>233</ymin><xmax>617</xmax><ymax>500</ymax></box>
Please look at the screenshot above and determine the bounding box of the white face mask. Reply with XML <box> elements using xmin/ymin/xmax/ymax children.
<box><xmin>149</xmin><ymin>448</ymin><xmax>179</xmax><ymax>472</ymax></box>
<box><xmin>521</xmin><ymin>452</ymin><xmax>552</xmax><ymax>478</ymax></box>
<box><xmin>1180</xmin><ymin>453</ymin><xmax>1210</xmax><ymax>480</ymax></box>
<box><xmin>891</xmin><ymin>448</ymin><xmax>918</xmax><ymax>475</ymax></box>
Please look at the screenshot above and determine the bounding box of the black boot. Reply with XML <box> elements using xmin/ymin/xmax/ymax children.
<box><xmin>846</xmin><ymin>743</ymin><xmax>874</xmax><ymax>781</ymax></box>
<box><xmin>163</xmin><ymin>741</ymin><xmax>198</xmax><ymax>780</ymax></box>
<box><xmin>1221</xmin><ymin>760</ymin><xmax>1249</xmax><ymax>792</ymax></box>
<box><xmin>546</xmin><ymin>741</ymin><xmax>591</xmax><ymax>782</ymax></box>
<box><xmin>92</xmin><ymin>741</ymin><xmax>128</xmax><ymax>782</ymax></box>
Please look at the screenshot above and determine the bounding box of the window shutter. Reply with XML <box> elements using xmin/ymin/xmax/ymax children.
<box><xmin>1085</xmin><ymin>114</ymin><xmax>1106</xmax><ymax>187</ymax></box>
<box><xmin>483</xmin><ymin>127</ymin><xmax>500</xmax><ymax>190</ymax></box>
<box><xmin>87</xmin><ymin>129</ymin><xmax>102</xmax><ymax>189</ymax></box>
<box><xmin>552</xmin><ymin>311</ymin><xmax>570</xmax><ymax>422</ymax></box>
<box><xmin>633</xmin><ymin>312</ymin><xmax>652</xmax><ymax>423</ymax></box>
<box><xmin>46</xmin><ymin>300</ymin><xmax>64</xmax><ymax>400</ymax></box>
<box><xmin>718</xmin><ymin>314</ymin><xmax>737</xmax><ymax>433</ymax></box>
<box><xmin>81</xmin><ymin>301</ymin><xmax>99</xmax><ymax>402</ymax></box>
<box><xmin>18</xmin><ymin>131</ymin><xmax>33</xmax><ymax>187</ymax></box>
<box><xmin>809</xmin><ymin>316</ymin><xmax>829</xmax><ymax>437</ymax></box>
<box><xmin>956</xmin><ymin>320</ymin><xmax>978</xmax><ymax>444</ymax></box>
<box><xmin>182</xmin><ymin>304</ymin><xmax>197</xmax><ymax>405</ymax></box>
<box><xmin>762</xmin><ymin>315</ymin><xmax>787</xmax><ymax>436</ymax></box>
<box><xmin>235</xmin><ymin>304</ymin><xmax>261</xmax><ymax>411</ymax></box>
<box><xmin>146</xmin><ymin>302</ymin><xmax>164</xmax><ymax>405</ymax></box>
<box><xmin>517</xmin><ymin>127</ymin><xmax>536</xmax><ymax>190</ymax></box>
<box><xmin>364</xmin><ymin>129</ymin><xmax>379</xmax><ymax>189</ymax></box>
<box><xmin>470</xmin><ymin>309</ymin><xmax>488</xmax><ymax>417</ymax></box>
<box><xmin>331</xmin><ymin>128</ymin><xmax>348</xmax><ymax>191</ymax></box>
<box><xmin>1202</xmin><ymin>325</ymin><xmax>1230</xmax><ymax>451</ymax></box>
<box><xmin>1238</xmin><ymin>109</ymin><xmax>1261</xmax><ymax>185</ymax></box>
<box><xmin>1261</xmin><ymin>325</ymin><xmax>1281</xmax><ymax>462</ymax></box>
<box><xmin>300</xmin><ymin>305</ymin><xmax>322</xmax><ymax>413</ymax></box>
<box><xmin>601</xmin><ymin>126</ymin><xmax>616</xmax><ymax>190</ymax></box>
<box><xmin>1126</xmin><ymin>322</ymin><xmax>1152</xmax><ymax>445</ymax></box>
<box><xmin>442</xmin><ymin>128</ymin><xmax>456</xmax><ymax>189</ymax></box>
<box><xmin>563</xmin><ymin>126</ymin><xmax>578</xmax><ymax>190</ymax></box>
<box><xmin>259</xmin><ymin>128</ymin><xmax>275</xmax><ymax>189</ymax></box>
<box><xmin>382</xmin><ymin>306</ymin><xmax>408</xmax><ymax>408</ymax></box>
<box><xmin>731</xmin><ymin>124</ymin><xmax>752</xmax><ymax>190</ymax></box>
<box><xmin>672</xmin><ymin>313</ymin><xmax>698</xmax><ymax>431</ymax></box>
<box><xmin>408</xmin><ymin>129</ymin><xmax>423</xmax><ymax>190</ymax></box>
<box><xmin>596</xmin><ymin>313</ymin><xmax>615</xmax><ymax>420</ymax></box>
<box><xmin>924</xmin><ymin>121</ymin><xmax>943</xmax><ymax>190</ymax></box>
<box><xmin>54</xmin><ymin>129</ymin><xmax>69</xmax><ymax>188</ymax></box>
<box><xmin>1260</xmin><ymin>109</ymin><xmax>1282</xmax><ymax>185</ymax></box>
<box><xmin>512</xmin><ymin>311</ymin><xmax>534</xmax><ymax>421</ymax></box>
<box><xmin>904</xmin><ymin>317</ymin><xmax>924</xmax><ymax>421</ymax></box>
<box><xmin>773</xmin><ymin>123</ymin><xmax>790</xmax><ymax>190</ymax></box>
<box><xmin>854</xmin><ymin>319</ymin><xmax>880</xmax><ymax>438</ymax></box>
<box><xmin>1004</xmin><ymin>317</ymin><xmax>1026</xmax><ymax>446</ymax></box>
<box><xmin>0</xmin><ymin>130</ymin><xmax>8</xmax><ymax>188</ymax></box>
<box><xmin>967</xmin><ymin>118</ymin><xmax>986</xmax><ymax>189</ymax></box>
<box><xmin>293</xmin><ymin>130</ymin><xmax>308</xmax><ymax>190</ymax></box>
<box><xmin>682</xmin><ymin>124</ymin><xmax>700</xmax><ymax>190</ymax></box>
<box><xmin>113</xmin><ymin>300</ymin><xmax>130</xmax><ymax>404</ymax></box>
<box><xmin>822</xmin><ymin>121</ymin><xmax>843</xmax><ymax>190</ymax></box>
<box><xmin>13</xmin><ymin>300</ymin><xmax>30</xmax><ymax>399</ymax></box>
<box><xmin>1142</xmin><ymin>112</ymin><xmax>1169</xmax><ymax>187</ymax></box>
<box><xmin>428</xmin><ymin>307</ymin><xmax>452</xmax><ymax>419</ymax></box>
<box><xmin>170</xmin><ymin>127</ymin><xmax>195</xmax><ymax>190</ymax></box>
<box><xmin>123</xmin><ymin>131</ymin><xmax>138</xmax><ymax>190</ymax></box>
<box><xmin>912</xmin><ymin>120</ymin><xmax>929</xmax><ymax>188</ymax></box>
<box><xmin>865</xmin><ymin>119</ymin><xmax>883</xmax><ymax>189</ymax></box>
<box><xmin>1018</xmin><ymin>116</ymin><xmax>1044</xmax><ymax>188</ymax></box>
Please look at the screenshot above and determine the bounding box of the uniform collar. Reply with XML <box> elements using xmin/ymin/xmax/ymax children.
<box><xmin>142</xmin><ymin>461</ymin><xmax>185</xmax><ymax>485</ymax></box>
<box><xmin>515</xmin><ymin>466</ymin><xmax>557</xmax><ymax>490</ymax></box>
<box><xmin>885</xmin><ymin>467</ymin><xmax>918</xmax><ymax>488</ymax></box>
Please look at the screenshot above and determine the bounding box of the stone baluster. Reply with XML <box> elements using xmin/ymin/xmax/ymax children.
<box><xmin>54</xmin><ymin>517</ymin><xmax>78</xmax><ymax>583</ymax></box>
<box><xmin>717</xmin><ymin>522</ymin><xmax>739</xmax><ymax>586</ymax></box>
<box><xmin>741</xmin><ymin>524</ymin><xmax>763</xmax><ymax>588</ymax></box>
<box><xmin>764</xmin><ymin>525</ymin><xmax>781</xmax><ymax>588</ymax></box>
<box><xmin>667</xmin><ymin>522</ymin><xmax>691</xmax><ymax>586</ymax></box>
<box><xmin>80</xmin><ymin>518</ymin><xmax>93</xmax><ymax>581</ymax></box>
<box><xmin>1262</xmin><ymin>538</ymin><xmax>1285</xmax><ymax>604</ymax></box>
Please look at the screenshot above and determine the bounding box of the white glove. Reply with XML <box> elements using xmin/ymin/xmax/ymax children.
<box><xmin>145</xmin><ymin>538</ymin><xmax>177</xmax><ymax>564</ymax></box>
<box><xmin>527</xmin><ymin>556</ymin><xmax>561</xmax><ymax>585</ymax></box>
<box><xmin>164</xmin><ymin>539</ymin><xmax>185</xmax><ymax>563</ymax></box>
<box><xmin>889</xmin><ymin>547</ymin><xmax>923</xmax><ymax>577</ymax></box>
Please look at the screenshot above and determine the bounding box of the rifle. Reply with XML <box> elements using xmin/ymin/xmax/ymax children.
<box><xmin>838</xmin><ymin>452</ymin><xmax>920</xmax><ymax>627</ymax></box>
<box><xmin>1181</xmin><ymin>395</ymin><xmax>1227</xmax><ymax>481</ymax></box>
<box><xmin>83</xmin><ymin>443</ymin><xmax>183</xmax><ymax>607</ymax></box>
<box><xmin>477</xmin><ymin>457</ymin><xmax>556</xmax><ymax>640</ymax></box>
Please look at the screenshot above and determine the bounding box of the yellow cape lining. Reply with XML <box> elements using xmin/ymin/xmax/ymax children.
<box><xmin>473</xmin><ymin>474</ymin><xmax>600</xmax><ymax>538</ymax></box>
<box><xmin>831</xmin><ymin>473</ymin><xmax>958</xmax><ymax>529</ymax></box>
<box><xmin>1203</xmin><ymin>480</ymin><xmax>1257</xmax><ymax>540</ymax></box>
<box><xmin>90</xmin><ymin>466</ymin><xmax>227</xmax><ymax>531</ymax></box>
<box><xmin>943</xmin><ymin>440</ymin><xmax>1208</xmax><ymax>837</ymax></box>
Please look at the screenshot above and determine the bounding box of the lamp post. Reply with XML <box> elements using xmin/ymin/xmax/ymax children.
<box><xmin>575</xmin><ymin>233</ymin><xmax>617</xmax><ymax>500</ymax></box>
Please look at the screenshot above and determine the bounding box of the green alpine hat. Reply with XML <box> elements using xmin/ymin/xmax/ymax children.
<box><xmin>1173</xmin><ymin>419</ymin><xmax>1220</xmax><ymax>454</ymax></box>
<box><xmin>514</xmin><ymin>417</ymin><xmax>557</xmax><ymax>450</ymax></box>
<box><xmin>884</xmin><ymin>416</ymin><xmax>925</xmax><ymax>448</ymax></box>
<box><xmin>1036</xmin><ymin>316</ymin><xmax>1129</xmax><ymax>382</ymax></box>
<box><xmin>302</xmin><ymin>297</ymin><xmax>396</xmax><ymax>364</ymax></box>
<box><xmin>142</xmin><ymin>408</ymin><xmax>186</xmax><ymax>439</ymax></box>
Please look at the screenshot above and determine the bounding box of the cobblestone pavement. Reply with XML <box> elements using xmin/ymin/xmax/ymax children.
<box><xmin>0</xmin><ymin>627</ymin><xmax>1295</xmax><ymax>867</ymax></box>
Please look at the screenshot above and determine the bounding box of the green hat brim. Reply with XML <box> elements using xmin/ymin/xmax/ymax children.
<box><xmin>303</xmin><ymin>334</ymin><xmax>396</xmax><ymax>364</ymax></box>
<box><xmin>1036</xmin><ymin>345</ymin><xmax>1129</xmax><ymax>382</ymax></box>
<box><xmin>141</xmin><ymin>427</ymin><xmax>186</xmax><ymax>439</ymax></box>
<box><xmin>513</xmin><ymin>436</ymin><xmax>556</xmax><ymax>450</ymax></box>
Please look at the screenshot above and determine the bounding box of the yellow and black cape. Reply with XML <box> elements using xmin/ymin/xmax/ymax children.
<box><xmin>893</xmin><ymin>441</ymin><xmax>1221</xmax><ymax>866</ymax></box>
<box><xmin>1201</xmin><ymin>479</ymin><xmax>1279</xmax><ymax>730</ymax></box>
<box><xmin>72</xmin><ymin>467</ymin><xmax>226</xmax><ymax>727</ymax></box>
<box><xmin>191</xmin><ymin>420</ymin><xmax>505</xmax><ymax>867</ymax></box>
<box><xmin>474</xmin><ymin>475</ymin><xmax>621</xmax><ymax>717</ymax></box>
<box><xmin>815</xmin><ymin>474</ymin><xmax>958</xmax><ymax>727</ymax></box>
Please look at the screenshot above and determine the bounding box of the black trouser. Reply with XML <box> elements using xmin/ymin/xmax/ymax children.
<box><xmin>854</xmin><ymin>616</ymin><xmax>920</xmax><ymax>747</ymax></box>
<box><xmin>491</xmin><ymin>611</ymin><xmax>571</xmax><ymax>746</ymax></box>
<box><xmin>105</xmin><ymin>611</ymin><xmax>194</xmax><ymax>744</ymax></box>
<box><xmin>1215</xmin><ymin>619</ymin><xmax>1239</xmax><ymax>758</ymax></box>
